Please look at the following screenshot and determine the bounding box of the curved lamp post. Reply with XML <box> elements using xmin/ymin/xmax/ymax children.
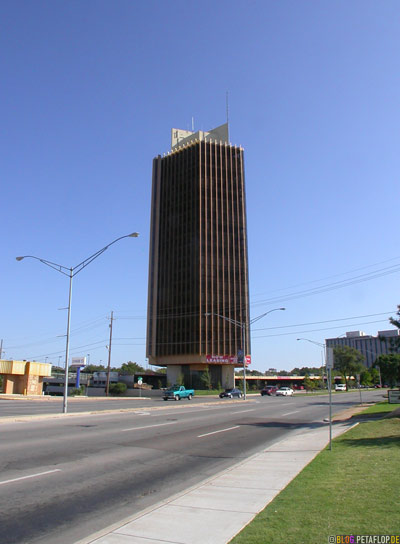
<box><xmin>16</xmin><ymin>232</ymin><xmax>139</xmax><ymax>413</ymax></box>
<box><xmin>206</xmin><ymin>307</ymin><xmax>285</xmax><ymax>399</ymax></box>
<box><xmin>297</xmin><ymin>337</ymin><xmax>332</xmax><ymax>450</ymax></box>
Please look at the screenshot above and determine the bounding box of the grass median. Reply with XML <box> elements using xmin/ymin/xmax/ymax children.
<box><xmin>230</xmin><ymin>402</ymin><xmax>400</xmax><ymax>544</ymax></box>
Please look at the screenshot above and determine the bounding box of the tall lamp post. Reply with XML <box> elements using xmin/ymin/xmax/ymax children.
<box><xmin>206</xmin><ymin>307</ymin><xmax>285</xmax><ymax>399</ymax></box>
<box><xmin>16</xmin><ymin>232</ymin><xmax>139</xmax><ymax>413</ymax></box>
<box><xmin>297</xmin><ymin>337</ymin><xmax>333</xmax><ymax>450</ymax></box>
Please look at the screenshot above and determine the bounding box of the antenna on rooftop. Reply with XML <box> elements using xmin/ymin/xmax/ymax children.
<box><xmin>192</xmin><ymin>117</ymin><xmax>195</xmax><ymax>132</ymax></box>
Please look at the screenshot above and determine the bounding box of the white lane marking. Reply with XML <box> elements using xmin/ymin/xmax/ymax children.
<box><xmin>133</xmin><ymin>411</ymin><xmax>150</xmax><ymax>415</ymax></box>
<box><xmin>282</xmin><ymin>410</ymin><xmax>300</xmax><ymax>416</ymax></box>
<box><xmin>122</xmin><ymin>421</ymin><xmax>177</xmax><ymax>432</ymax></box>
<box><xmin>0</xmin><ymin>469</ymin><xmax>61</xmax><ymax>486</ymax></box>
<box><xmin>232</xmin><ymin>409</ymin><xmax>255</xmax><ymax>414</ymax></box>
<box><xmin>198</xmin><ymin>426</ymin><xmax>240</xmax><ymax>438</ymax></box>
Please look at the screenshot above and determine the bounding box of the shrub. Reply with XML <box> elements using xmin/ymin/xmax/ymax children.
<box><xmin>70</xmin><ymin>385</ymin><xmax>85</xmax><ymax>396</ymax></box>
<box><xmin>109</xmin><ymin>382</ymin><xmax>127</xmax><ymax>396</ymax></box>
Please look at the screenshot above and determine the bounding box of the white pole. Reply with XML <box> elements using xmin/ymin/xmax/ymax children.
<box><xmin>63</xmin><ymin>270</ymin><xmax>73</xmax><ymax>414</ymax></box>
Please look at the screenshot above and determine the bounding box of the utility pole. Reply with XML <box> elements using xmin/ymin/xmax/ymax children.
<box><xmin>105</xmin><ymin>311</ymin><xmax>114</xmax><ymax>396</ymax></box>
<box><xmin>0</xmin><ymin>339</ymin><xmax>3</xmax><ymax>359</ymax></box>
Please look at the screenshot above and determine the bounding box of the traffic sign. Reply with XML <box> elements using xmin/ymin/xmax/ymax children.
<box><xmin>326</xmin><ymin>347</ymin><xmax>334</xmax><ymax>369</ymax></box>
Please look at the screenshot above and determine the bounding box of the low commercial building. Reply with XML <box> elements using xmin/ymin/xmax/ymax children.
<box><xmin>0</xmin><ymin>360</ymin><xmax>52</xmax><ymax>395</ymax></box>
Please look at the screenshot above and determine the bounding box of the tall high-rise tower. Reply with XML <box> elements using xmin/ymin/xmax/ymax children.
<box><xmin>146</xmin><ymin>123</ymin><xmax>250</xmax><ymax>388</ymax></box>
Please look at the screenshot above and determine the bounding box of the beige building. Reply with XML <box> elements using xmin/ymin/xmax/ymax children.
<box><xmin>0</xmin><ymin>360</ymin><xmax>52</xmax><ymax>395</ymax></box>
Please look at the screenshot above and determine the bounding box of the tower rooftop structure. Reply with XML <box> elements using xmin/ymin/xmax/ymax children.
<box><xmin>171</xmin><ymin>123</ymin><xmax>229</xmax><ymax>150</ymax></box>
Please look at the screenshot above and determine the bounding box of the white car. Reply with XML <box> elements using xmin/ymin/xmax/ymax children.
<box><xmin>275</xmin><ymin>387</ymin><xmax>294</xmax><ymax>396</ymax></box>
<box><xmin>335</xmin><ymin>384</ymin><xmax>346</xmax><ymax>391</ymax></box>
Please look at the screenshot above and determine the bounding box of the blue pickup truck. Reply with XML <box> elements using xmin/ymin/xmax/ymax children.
<box><xmin>163</xmin><ymin>385</ymin><xmax>195</xmax><ymax>401</ymax></box>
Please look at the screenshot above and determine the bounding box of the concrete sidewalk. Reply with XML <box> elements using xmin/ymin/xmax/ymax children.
<box><xmin>78</xmin><ymin>420</ymin><xmax>355</xmax><ymax>544</ymax></box>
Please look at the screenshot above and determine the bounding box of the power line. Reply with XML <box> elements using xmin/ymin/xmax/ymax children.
<box><xmin>251</xmin><ymin>255</ymin><xmax>400</xmax><ymax>299</ymax></box>
<box><xmin>251</xmin><ymin>263</ymin><xmax>400</xmax><ymax>307</ymax></box>
<box><xmin>252</xmin><ymin>311</ymin><xmax>395</xmax><ymax>331</ymax></box>
<box><xmin>252</xmin><ymin>319</ymin><xmax>389</xmax><ymax>339</ymax></box>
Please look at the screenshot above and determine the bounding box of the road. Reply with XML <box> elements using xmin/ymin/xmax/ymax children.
<box><xmin>0</xmin><ymin>395</ymin><xmax>212</xmax><ymax>418</ymax></box>
<box><xmin>0</xmin><ymin>390</ymin><xmax>384</xmax><ymax>544</ymax></box>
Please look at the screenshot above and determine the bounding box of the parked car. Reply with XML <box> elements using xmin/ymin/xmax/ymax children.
<box><xmin>261</xmin><ymin>386</ymin><xmax>278</xmax><ymax>396</ymax></box>
<box><xmin>335</xmin><ymin>383</ymin><xmax>346</xmax><ymax>391</ymax></box>
<box><xmin>219</xmin><ymin>388</ymin><xmax>243</xmax><ymax>399</ymax></box>
<box><xmin>275</xmin><ymin>387</ymin><xmax>294</xmax><ymax>396</ymax></box>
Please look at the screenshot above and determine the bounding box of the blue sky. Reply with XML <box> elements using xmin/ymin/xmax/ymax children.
<box><xmin>2</xmin><ymin>0</ymin><xmax>399</xmax><ymax>372</ymax></box>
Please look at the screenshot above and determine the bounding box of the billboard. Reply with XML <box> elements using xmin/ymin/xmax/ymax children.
<box><xmin>70</xmin><ymin>357</ymin><xmax>87</xmax><ymax>367</ymax></box>
<box><xmin>206</xmin><ymin>354</ymin><xmax>251</xmax><ymax>366</ymax></box>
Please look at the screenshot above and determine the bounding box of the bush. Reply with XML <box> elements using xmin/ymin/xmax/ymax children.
<box><xmin>109</xmin><ymin>382</ymin><xmax>127</xmax><ymax>396</ymax></box>
<box><xmin>70</xmin><ymin>385</ymin><xmax>85</xmax><ymax>396</ymax></box>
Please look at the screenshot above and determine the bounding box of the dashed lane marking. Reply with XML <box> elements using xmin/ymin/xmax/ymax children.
<box><xmin>0</xmin><ymin>469</ymin><xmax>62</xmax><ymax>486</ymax></box>
<box><xmin>198</xmin><ymin>426</ymin><xmax>240</xmax><ymax>438</ymax></box>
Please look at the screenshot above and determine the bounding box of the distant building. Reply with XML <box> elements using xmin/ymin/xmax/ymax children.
<box><xmin>92</xmin><ymin>371</ymin><xmax>119</xmax><ymax>387</ymax></box>
<box><xmin>325</xmin><ymin>329</ymin><xmax>400</xmax><ymax>367</ymax></box>
<box><xmin>146</xmin><ymin>123</ymin><xmax>250</xmax><ymax>388</ymax></box>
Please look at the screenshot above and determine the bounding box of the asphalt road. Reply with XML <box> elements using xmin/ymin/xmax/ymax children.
<box><xmin>0</xmin><ymin>395</ymin><xmax>216</xmax><ymax>418</ymax></box>
<box><xmin>0</xmin><ymin>390</ymin><xmax>384</xmax><ymax>544</ymax></box>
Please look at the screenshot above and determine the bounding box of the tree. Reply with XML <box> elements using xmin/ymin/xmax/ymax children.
<box><xmin>291</xmin><ymin>366</ymin><xmax>323</xmax><ymax>376</ymax></box>
<box><xmin>374</xmin><ymin>354</ymin><xmax>400</xmax><ymax>387</ymax></box>
<box><xmin>303</xmin><ymin>375</ymin><xmax>316</xmax><ymax>392</ymax></box>
<box><xmin>368</xmin><ymin>367</ymin><xmax>380</xmax><ymax>386</ymax></box>
<box><xmin>119</xmin><ymin>362</ymin><xmax>146</xmax><ymax>375</ymax></box>
<box><xmin>333</xmin><ymin>346</ymin><xmax>365</xmax><ymax>391</ymax></box>
<box><xmin>360</xmin><ymin>369</ymin><xmax>374</xmax><ymax>387</ymax></box>
<box><xmin>385</xmin><ymin>305</ymin><xmax>400</xmax><ymax>352</ymax></box>
<box><xmin>200</xmin><ymin>369</ymin><xmax>212</xmax><ymax>390</ymax></box>
<box><xmin>82</xmin><ymin>364</ymin><xmax>106</xmax><ymax>373</ymax></box>
<box><xmin>247</xmin><ymin>369</ymin><xmax>263</xmax><ymax>376</ymax></box>
<box><xmin>389</xmin><ymin>305</ymin><xmax>400</xmax><ymax>332</ymax></box>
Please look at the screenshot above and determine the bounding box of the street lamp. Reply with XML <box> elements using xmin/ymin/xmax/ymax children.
<box><xmin>297</xmin><ymin>337</ymin><xmax>332</xmax><ymax>450</ymax></box>
<box><xmin>206</xmin><ymin>307</ymin><xmax>285</xmax><ymax>399</ymax></box>
<box><xmin>16</xmin><ymin>232</ymin><xmax>139</xmax><ymax>413</ymax></box>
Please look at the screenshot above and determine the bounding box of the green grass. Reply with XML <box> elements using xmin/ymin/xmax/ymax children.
<box><xmin>230</xmin><ymin>405</ymin><xmax>400</xmax><ymax>544</ymax></box>
<box><xmin>358</xmin><ymin>401</ymin><xmax>400</xmax><ymax>416</ymax></box>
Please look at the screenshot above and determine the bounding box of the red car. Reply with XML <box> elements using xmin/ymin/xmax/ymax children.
<box><xmin>261</xmin><ymin>386</ymin><xmax>278</xmax><ymax>396</ymax></box>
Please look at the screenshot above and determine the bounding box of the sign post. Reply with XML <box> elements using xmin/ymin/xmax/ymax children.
<box><xmin>356</xmin><ymin>373</ymin><xmax>362</xmax><ymax>404</ymax></box>
<box><xmin>138</xmin><ymin>376</ymin><xmax>143</xmax><ymax>397</ymax></box>
<box><xmin>70</xmin><ymin>357</ymin><xmax>87</xmax><ymax>389</ymax></box>
<box><xmin>388</xmin><ymin>390</ymin><xmax>400</xmax><ymax>403</ymax></box>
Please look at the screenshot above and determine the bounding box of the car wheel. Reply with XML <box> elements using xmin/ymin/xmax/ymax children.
<box><xmin>174</xmin><ymin>395</ymin><xmax>180</xmax><ymax>401</ymax></box>
<box><xmin>188</xmin><ymin>394</ymin><xmax>192</xmax><ymax>400</ymax></box>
